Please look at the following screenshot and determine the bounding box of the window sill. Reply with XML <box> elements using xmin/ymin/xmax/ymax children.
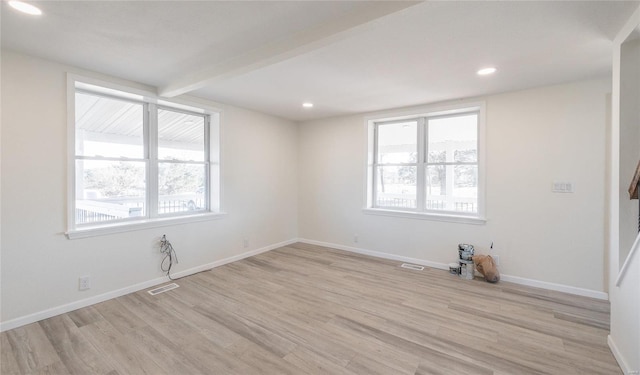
<box><xmin>66</xmin><ymin>212</ymin><xmax>227</xmax><ymax>239</ymax></box>
<box><xmin>362</xmin><ymin>208</ymin><xmax>486</xmax><ymax>225</ymax></box>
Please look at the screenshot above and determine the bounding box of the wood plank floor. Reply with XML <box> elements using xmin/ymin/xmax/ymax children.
<box><xmin>1</xmin><ymin>242</ymin><xmax>621</xmax><ymax>374</ymax></box>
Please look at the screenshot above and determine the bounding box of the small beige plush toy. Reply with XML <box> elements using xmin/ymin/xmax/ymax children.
<box><xmin>472</xmin><ymin>255</ymin><xmax>500</xmax><ymax>283</ymax></box>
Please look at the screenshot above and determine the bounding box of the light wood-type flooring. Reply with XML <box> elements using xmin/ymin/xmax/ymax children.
<box><xmin>1</xmin><ymin>242</ymin><xmax>621</xmax><ymax>374</ymax></box>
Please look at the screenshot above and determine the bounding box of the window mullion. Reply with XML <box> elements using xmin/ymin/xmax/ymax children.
<box><xmin>372</xmin><ymin>123</ymin><xmax>379</xmax><ymax>208</ymax></box>
<box><xmin>416</xmin><ymin>117</ymin><xmax>426</xmax><ymax>212</ymax></box>
<box><xmin>147</xmin><ymin>103</ymin><xmax>158</xmax><ymax>218</ymax></box>
<box><xmin>204</xmin><ymin>115</ymin><xmax>211</xmax><ymax>211</ymax></box>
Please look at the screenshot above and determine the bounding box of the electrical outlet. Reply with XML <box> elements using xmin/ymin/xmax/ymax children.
<box><xmin>243</xmin><ymin>238</ymin><xmax>249</xmax><ymax>248</ymax></box>
<box><xmin>354</xmin><ymin>234</ymin><xmax>359</xmax><ymax>243</ymax></box>
<box><xmin>79</xmin><ymin>276</ymin><xmax>91</xmax><ymax>291</ymax></box>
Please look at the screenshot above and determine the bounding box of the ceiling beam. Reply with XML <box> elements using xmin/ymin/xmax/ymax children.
<box><xmin>158</xmin><ymin>1</ymin><xmax>421</xmax><ymax>98</ymax></box>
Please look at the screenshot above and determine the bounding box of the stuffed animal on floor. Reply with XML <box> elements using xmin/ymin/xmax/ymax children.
<box><xmin>472</xmin><ymin>255</ymin><xmax>500</xmax><ymax>283</ymax></box>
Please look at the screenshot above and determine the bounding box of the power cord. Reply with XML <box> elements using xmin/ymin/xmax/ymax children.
<box><xmin>160</xmin><ymin>234</ymin><xmax>178</xmax><ymax>280</ymax></box>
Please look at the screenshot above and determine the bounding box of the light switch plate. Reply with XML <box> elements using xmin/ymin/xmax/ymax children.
<box><xmin>552</xmin><ymin>182</ymin><xmax>574</xmax><ymax>193</ymax></box>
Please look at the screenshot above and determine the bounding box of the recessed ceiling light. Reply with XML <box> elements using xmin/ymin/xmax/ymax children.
<box><xmin>477</xmin><ymin>67</ymin><xmax>497</xmax><ymax>76</ymax></box>
<box><xmin>302</xmin><ymin>102</ymin><xmax>314</xmax><ymax>108</ymax></box>
<box><xmin>8</xmin><ymin>1</ymin><xmax>42</xmax><ymax>15</ymax></box>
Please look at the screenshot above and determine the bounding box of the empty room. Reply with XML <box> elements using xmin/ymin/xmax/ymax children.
<box><xmin>1</xmin><ymin>1</ymin><xmax>639</xmax><ymax>374</ymax></box>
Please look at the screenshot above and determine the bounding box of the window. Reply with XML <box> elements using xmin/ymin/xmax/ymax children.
<box><xmin>68</xmin><ymin>78</ymin><xmax>221</xmax><ymax>237</ymax></box>
<box><xmin>366</xmin><ymin>103</ymin><xmax>484</xmax><ymax>222</ymax></box>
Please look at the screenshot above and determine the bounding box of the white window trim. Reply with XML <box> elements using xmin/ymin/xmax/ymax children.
<box><xmin>361</xmin><ymin>208</ymin><xmax>486</xmax><ymax>224</ymax></box>
<box><xmin>66</xmin><ymin>212</ymin><xmax>227</xmax><ymax>239</ymax></box>
<box><xmin>363</xmin><ymin>101</ymin><xmax>486</xmax><ymax>223</ymax></box>
<box><xmin>66</xmin><ymin>74</ymin><xmax>225</xmax><ymax>239</ymax></box>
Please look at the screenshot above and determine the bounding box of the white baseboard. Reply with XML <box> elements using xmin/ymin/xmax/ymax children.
<box><xmin>298</xmin><ymin>238</ymin><xmax>450</xmax><ymax>271</ymax></box>
<box><xmin>0</xmin><ymin>276</ymin><xmax>170</xmax><ymax>333</ymax></box>
<box><xmin>608</xmin><ymin>335</ymin><xmax>635</xmax><ymax>375</ymax></box>
<box><xmin>0</xmin><ymin>238</ymin><xmax>297</xmax><ymax>332</ymax></box>
<box><xmin>296</xmin><ymin>238</ymin><xmax>609</xmax><ymax>301</ymax></box>
<box><xmin>499</xmin><ymin>274</ymin><xmax>608</xmax><ymax>300</ymax></box>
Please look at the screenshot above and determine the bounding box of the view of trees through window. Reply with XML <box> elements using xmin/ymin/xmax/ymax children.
<box><xmin>83</xmin><ymin>162</ymin><xmax>145</xmax><ymax>198</ymax></box>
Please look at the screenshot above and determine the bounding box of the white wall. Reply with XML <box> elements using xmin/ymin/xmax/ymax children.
<box><xmin>298</xmin><ymin>79</ymin><xmax>610</xmax><ymax>294</ymax></box>
<box><xmin>0</xmin><ymin>51</ymin><xmax>298</xmax><ymax>326</ymax></box>
<box><xmin>0</xmin><ymin>47</ymin><xmax>623</xmax><ymax>337</ymax></box>
<box><xmin>618</xmin><ymin>37</ymin><xmax>640</xmax><ymax>267</ymax></box>
<box><xmin>608</xmin><ymin>5</ymin><xmax>640</xmax><ymax>374</ymax></box>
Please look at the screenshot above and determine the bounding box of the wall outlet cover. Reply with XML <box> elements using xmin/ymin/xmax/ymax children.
<box><xmin>79</xmin><ymin>276</ymin><xmax>91</xmax><ymax>291</ymax></box>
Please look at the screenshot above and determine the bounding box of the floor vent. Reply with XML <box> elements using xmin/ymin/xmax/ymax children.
<box><xmin>147</xmin><ymin>283</ymin><xmax>179</xmax><ymax>296</ymax></box>
<box><xmin>400</xmin><ymin>263</ymin><xmax>424</xmax><ymax>271</ymax></box>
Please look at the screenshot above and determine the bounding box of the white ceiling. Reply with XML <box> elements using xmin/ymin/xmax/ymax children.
<box><xmin>2</xmin><ymin>1</ymin><xmax>638</xmax><ymax>122</ymax></box>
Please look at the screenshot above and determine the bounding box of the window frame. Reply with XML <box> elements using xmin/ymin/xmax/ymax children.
<box><xmin>364</xmin><ymin>102</ymin><xmax>486</xmax><ymax>224</ymax></box>
<box><xmin>154</xmin><ymin>104</ymin><xmax>211</xmax><ymax>217</ymax></box>
<box><xmin>372</xmin><ymin>118</ymin><xmax>421</xmax><ymax>211</ymax></box>
<box><xmin>66</xmin><ymin>75</ymin><xmax>224</xmax><ymax>239</ymax></box>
